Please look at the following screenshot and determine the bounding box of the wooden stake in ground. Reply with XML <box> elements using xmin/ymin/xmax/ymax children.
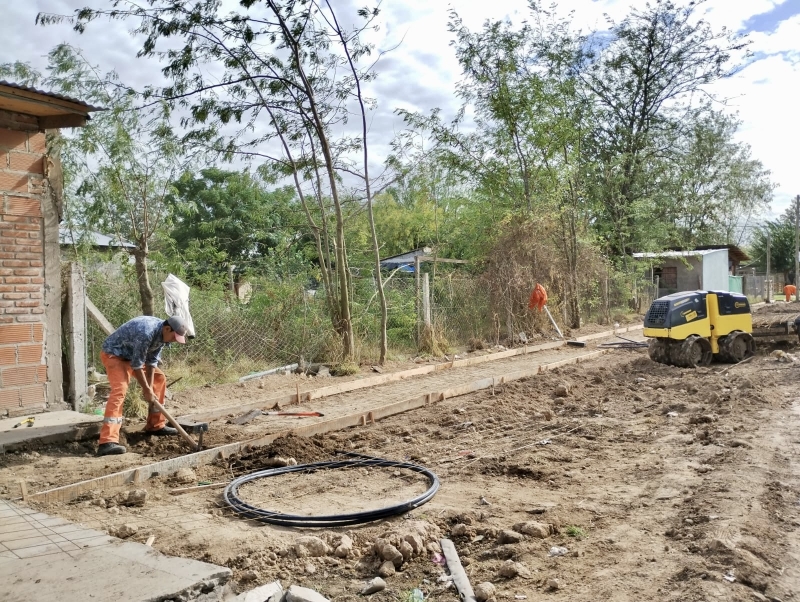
<box><xmin>441</xmin><ymin>538</ymin><xmax>476</xmax><ymax>602</ymax></box>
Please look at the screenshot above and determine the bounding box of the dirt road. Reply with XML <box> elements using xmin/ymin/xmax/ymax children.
<box><xmin>21</xmin><ymin>346</ymin><xmax>800</xmax><ymax>601</ymax></box>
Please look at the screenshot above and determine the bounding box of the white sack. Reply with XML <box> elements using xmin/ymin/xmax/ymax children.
<box><xmin>162</xmin><ymin>274</ymin><xmax>196</xmax><ymax>338</ymax></box>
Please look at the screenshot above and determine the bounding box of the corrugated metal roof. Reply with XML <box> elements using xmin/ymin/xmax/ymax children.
<box><xmin>633</xmin><ymin>250</ymin><xmax>721</xmax><ymax>259</ymax></box>
<box><xmin>0</xmin><ymin>81</ymin><xmax>102</xmax><ymax>112</ymax></box>
<box><xmin>59</xmin><ymin>227</ymin><xmax>135</xmax><ymax>249</ymax></box>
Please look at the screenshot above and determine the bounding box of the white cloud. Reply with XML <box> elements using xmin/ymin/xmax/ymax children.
<box><xmin>4</xmin><ymin>0</ymin><xmax>799</xmax><ymax>214</ymax></box>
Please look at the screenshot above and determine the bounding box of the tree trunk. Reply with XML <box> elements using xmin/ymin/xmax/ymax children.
<box><xmin>133</xmin><ymin>245</ymin><xmax>154</xmax><ymax>316</ymax></box>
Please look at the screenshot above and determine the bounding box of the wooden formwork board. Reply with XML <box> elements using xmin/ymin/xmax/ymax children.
<box><xmin>30</xmin><ymin>349</ymin><xmax>608</xmax><ymax>504</ymax></box>
<box><xmin>186</xmin><ymin>325</ymin><xmax>643</xmax><ymax>423</ymax></box>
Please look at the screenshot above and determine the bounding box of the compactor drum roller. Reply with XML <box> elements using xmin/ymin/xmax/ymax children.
<box><xmin>643</xmin><ymin>291</ymin><xmax>754</xmax><ymax>368</ymax></box>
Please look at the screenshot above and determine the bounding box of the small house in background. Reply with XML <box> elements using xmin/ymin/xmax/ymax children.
<box><xmin>59</xmin><ymin>227</ymin><xmax>136</xmax><ymax>274</ymax></box>
<box><xmin>633</xmin><ymin>245</ymin><xmax>750</xmax><ymax>296</ymax></box>
<box><xmin>379</xmin><ymin>247</ymin><xmax>432</xmax><ymax>273</ymax></box>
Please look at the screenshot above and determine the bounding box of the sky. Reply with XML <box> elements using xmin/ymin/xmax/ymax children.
<box><xmin>2</xmin><ymin>0</ymin><xmax>800</xmax><ymax>216</ymax></box>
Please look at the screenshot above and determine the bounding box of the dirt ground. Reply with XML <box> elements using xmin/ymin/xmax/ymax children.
<box><xmin>12</xmin><ymin>340</ymin><xmax>800</xmax><ymax>602</ymax></box>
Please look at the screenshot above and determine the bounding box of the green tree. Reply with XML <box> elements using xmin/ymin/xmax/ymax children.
<box><xmin>399</xmin><ymin>6</ymin><xmax>596</xmax><ymax>326</ymax></box>
<box><xmin>750</xmin><ymin>212</ymin><xmax>798</xmax><ymax>277</ymax></box>
<box><xmin>168</xmin><ymin>169</ymin><xmax>301</xmax><ymax>283</ymax></box>
<box><xmin>41</xmin><ymin>0</ymin><xmax>390</xmax><ymax>361</ymax></box>
<box><xmin>582</xmin><ymin>0</ymin><xmax>749</xmax><ymax>258</ymax></box>
<box><xmin>655</xmin><ymin>111</ymin><xmax>773</xmax><ymax>247</ymax></box>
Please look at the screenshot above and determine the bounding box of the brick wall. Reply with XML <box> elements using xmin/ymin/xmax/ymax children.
<box><xmin>0</xmin><ymin>123</ymin><xmax>48</xmax><ymax>415</ymax></box>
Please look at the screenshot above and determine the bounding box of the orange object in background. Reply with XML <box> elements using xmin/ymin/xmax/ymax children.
<box><xmin>784</xmin><ymin>284</ymin><xmax>796</xmax><ymax>301</ymax></box>
<box><xmin>528</xmin><ymin>283</ymin><xmax>548</xmax><ymax>311</ymax></box>
<box><xmin>99</xmin><ymin>351</ymin><xmax>168</xmax><ymax>444</ymax></box>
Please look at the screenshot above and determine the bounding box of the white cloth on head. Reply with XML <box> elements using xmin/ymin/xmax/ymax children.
<box><xmin>162</xmin><ymin>274</ymin><xmax>196</xmax><ymax>338</ymax></box>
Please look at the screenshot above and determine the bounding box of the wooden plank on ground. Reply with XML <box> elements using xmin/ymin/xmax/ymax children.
<box><xmin>186</xmin><ymin>338</ymin><xmax>574</xmax><ymax>423</ymax></box>
<box><xmin>575</xmin><ymin>324</ymin><xmax>643</xmax><ymax>342</ymax></box>
<box><xmin>30</xmin><ymin>347</ymin><xmax>611</xmax><ymax>504</ymax></box>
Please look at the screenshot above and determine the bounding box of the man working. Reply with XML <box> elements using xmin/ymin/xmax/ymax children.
<box><xmin>97</xmin><ymin>315</ymin><xmax>189</xmax><ymax>456</ymax></box>
<box><xmin>784</xmin><ymin>283</ymin><xmax>797</xmax><ymax>302</ymax></box>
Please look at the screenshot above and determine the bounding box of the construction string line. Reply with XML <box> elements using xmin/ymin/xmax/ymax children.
<box><xmin>222</xmin><ymin>451</ymin><xmax>440</xmax><ymax>528</ymax></box>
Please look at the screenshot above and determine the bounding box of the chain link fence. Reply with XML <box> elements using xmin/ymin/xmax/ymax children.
<box><xmin>76</xmin><ymin>257</ymin><xmax>649</xmax><ymax>388</ymax></box>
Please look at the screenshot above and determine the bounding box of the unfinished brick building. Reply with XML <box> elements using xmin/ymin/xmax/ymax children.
<box><xmin>0</xmin><ymin>82</ymin><xmax>96</xmax><ymax>416</ymax></box>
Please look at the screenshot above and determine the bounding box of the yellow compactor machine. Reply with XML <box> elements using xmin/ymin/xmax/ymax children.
<box><xmin>643</xmin><ymin>290</ymin><xmax>755</xmax><ymax>368</ymax></box>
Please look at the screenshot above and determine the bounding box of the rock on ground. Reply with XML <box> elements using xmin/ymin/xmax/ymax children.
<box><xmin>403</xmin><ymin>533</ymin><xmax>424</xmax><ymax>556</ymax></box>
<box><xmin>113</xmin><ymin>489</ymin><xmax>147</xmax><ymax>507</ymax></box>
<box><xmin>474</xmin><ymin>582</ymin><xmax>496</xmax><ymax>602</ymax></box>
<box><xmin>294</xmin><ymin>536</ymin><xmax>330</xmax><ymax>557</ymax></box>
<box><xmin>374</xmin><ymin>539</ymin><xmax>404</xmax><ymax>568</ymax></box>
<box><xmin>174</xmin><ymin>466</ymin><xmax>197</xmax><ymax>485</ymax></box>
<box><xmin>398</xmin><ymin>540</ymin><xmax>414</xmax><ymax>561</ymax></box>
<box><xmin>498</xmin><ymin>561</ymin><xmax>532</xmax><ymax>579</ymax></box>
<box><xmin>554</xmin><ymin>383</ymin><xmax>572</xmax><ymax>397</ymax></box>
<box><xmin>334</xmin><ymin>534</ymin><xmax>353</xmax><ymax>558</ymax></box>
<box><xmin>360</xmin><ymin>577</ymin><xmax>387</xmax><ymax>595</ymax></box>
<box><xmin>513</xmin><ymin>521</ymin><xmax>550</xmax><ymax>539</ymax></box>
<box><xmin>497</xmin><ymin>529</ymin><xmax>524</xmax><ymax>545</ymax></box>
<box><xmin>377</xmin><ymin>561</ymin><xmax>396</xmax><ymax>578</ymax></box>
<box><xmin>112</xmin><ymin>523</ymin><xmax>138</xmax><ymax>539</ymax></box>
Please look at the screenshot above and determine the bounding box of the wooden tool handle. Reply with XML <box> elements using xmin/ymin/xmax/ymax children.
<box><xmin>151</xmin><ymin>400</ymin><xmax>199</xmax><ymax>451</ymax></box>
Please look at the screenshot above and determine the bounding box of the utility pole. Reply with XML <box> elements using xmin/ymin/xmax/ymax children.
<box><xmin>795</xmin><ymin>194</ymin><xmax>800</xmax><ymax>302</ymax></box>
<box><xmin>766</xmin><ymin>230</ymin><xmax>771</xmax><ymax>303</ymax></box>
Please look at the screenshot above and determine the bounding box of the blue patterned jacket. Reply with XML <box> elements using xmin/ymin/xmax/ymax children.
<box><xmin>102</xmin><ymin>316</ymin><xmax>168</xmax><ymax>370</ymax></box>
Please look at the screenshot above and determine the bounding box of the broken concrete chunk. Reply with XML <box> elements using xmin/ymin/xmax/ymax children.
<box><xmin>234</xmin><ymin>581</ymin><xmax>283</xmax><ymax>602</ymax></box>
<box><xmin>286</xmin><ymin>585</ymin><xmax>331</xmax><ymax>602</ymax></box>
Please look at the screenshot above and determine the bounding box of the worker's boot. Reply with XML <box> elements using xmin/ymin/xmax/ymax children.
<box><xmin>97</xmin><ymin>442</ymin><xmax>126</xmax><ymax>456</ymax></box>
<box><xmin>145</xmin><ymin>426</ymin><xmax>178</xmax><ymax>436</ymax></box>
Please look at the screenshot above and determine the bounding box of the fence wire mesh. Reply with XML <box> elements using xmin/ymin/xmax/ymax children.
<box><xmin>77</xmin><ymin>258</ymin><xmax>650</xmax><ymax>388</ymax></box>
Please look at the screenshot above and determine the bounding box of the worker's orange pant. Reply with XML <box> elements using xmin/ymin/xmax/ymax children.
<box><xmin>785</xmin><ymin>285</ymin><xmax>796</xmax><ymax>301</ymax></box>
<box><xmin>99</xmin><ymin>352</ymin><xmax>167</xmax><ymax>444</ymax></box>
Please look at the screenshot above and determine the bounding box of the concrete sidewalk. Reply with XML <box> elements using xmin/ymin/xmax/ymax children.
<box><xmin>0</xmin><ymin>411</ymin><xmax>102</xmax><ymax>452</ymax></box>
<box><xmin>0</xmin><ymin>500</ymin><xmax>231</xmax><ymax>601</ymax></box>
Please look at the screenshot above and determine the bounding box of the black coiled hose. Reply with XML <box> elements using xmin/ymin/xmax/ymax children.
<box><xmin>222</xmin><ymin>452</ymin><xmax>440</xmax><ymax>528</ymax></box>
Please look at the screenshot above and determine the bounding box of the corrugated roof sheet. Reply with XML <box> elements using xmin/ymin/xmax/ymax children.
<box><xmin>0</xmin><ymin>81</ymin><xmax>102</xmax><ymax>112</ymax></box>
<box><xmin>59</xmin><ymin>227</ymin><xmax>135</xmax><ymax>249</ymax></box>
<box><xmin>633</xmin><ymin>250</ymin><xmax>720</xmax><ymax>259</ymax></box>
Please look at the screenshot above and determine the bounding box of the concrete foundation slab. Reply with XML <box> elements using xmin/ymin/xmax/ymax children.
<box><xmin>0</xmin><ymin>411</ymin><xmax>102</xmax><ymax>451</ymax></box>
<box><xmin>0</xmin><ymin>500</ymin><xmax>231</xmax><ymax>601</ymax></box>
